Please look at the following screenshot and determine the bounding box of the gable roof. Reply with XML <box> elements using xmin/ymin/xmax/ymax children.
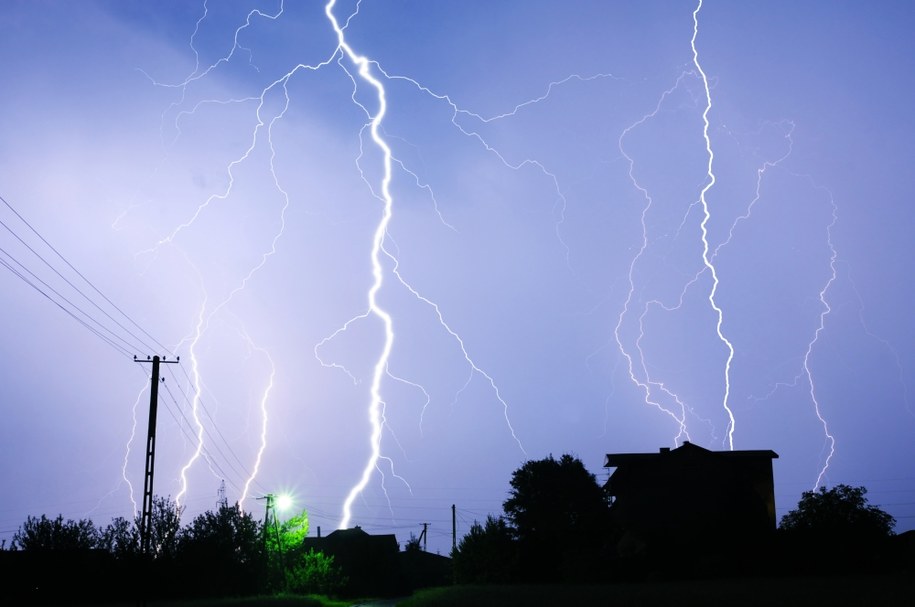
<box><xmin>605</xmin><ymin>441</ymin><xmax>778</xmax><ymax>468</ymax></box>
<box><xmin>301</xmin><ymin>525</ymin><xmax>399</xmax><ymax>552</ymax></box>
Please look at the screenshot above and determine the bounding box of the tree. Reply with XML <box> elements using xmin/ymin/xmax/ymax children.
<box><xmin>285</xmin><ymin>549</ymin><xmax>347</xmax><ymax>596</ymax></box>
<box><xmin>452</xmin><ymin>515</ymin><xmax>518</xmax><ymax>584</ymax></box>
<box><xmin>266</xmin><ymin>507</ymin><xmax>309</xmax><ymax>556</ymax></box>
<box><xmin>98</xmin><ymin>516</ymin><xmax>139</xmax><ymax>559</ymax></box>
<box><xmin>778</xmin><ymin>484</ymin><xmax>897</xmax><ymax>574</ymax></box>
<box><xmin>11</xmin><ymin>514</ymin><xmax>100</xmax><ymax>551</ymax></box>
<box><xmin>503</xmin><ymin>454</ymin><xmax>611</xmax><ymax>582</ymax></box>
<box><xmin>403</xmin><ymin>532</ymin><xmax>422</xmax><ymax>552</ymax></box>
<box><xmin>177</xmin><ymin>503</ymin><xmax>265</xmax><ymax>597</ymax></box>
<box><xmin>780</xmin><ymin>484</ymin><xmax>895</xmax><ymax>538</ymax></box>
<box><xmin>137</xmin><ymin>495</ymin><xmax>182</xmax><ymax>560</ymax></box>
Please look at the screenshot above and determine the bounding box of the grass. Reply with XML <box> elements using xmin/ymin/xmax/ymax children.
<box><xmin>397</xmin><ymin>574</ymin><xmax>915</xmax><ymax>607</ymax></box>
<box><xmin>145</xmin><ymin>594</ymin><xmax>351</xmax><ymax>607</ymax></box>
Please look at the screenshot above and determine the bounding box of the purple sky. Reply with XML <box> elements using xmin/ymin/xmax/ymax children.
<box><xmin>2</xmin><ymin>1</ymin><xmax>914</xmax><ymax>555</ymax></box>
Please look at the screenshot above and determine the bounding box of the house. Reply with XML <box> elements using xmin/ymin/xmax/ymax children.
<box><xmin>302</xmin><ymin>526</ymin><xmax>403</xmax><ymax>596</ymax></box>
<box><xmin>604</xmin><ymin>441</ymin><xmax>778</xmax><ymax>558</ymax></box>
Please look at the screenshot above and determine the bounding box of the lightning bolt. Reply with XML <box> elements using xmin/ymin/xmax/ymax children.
<box><xmin>717</xmin><ymin>147</ymin><xmax>841</xmax><ymax>488</ymax></box>
<box><xmin>131</xmin><ymin>3</ymin><xmax>297</xmax><ymax>506</ymax></box>
<box><xmin>614</xmin><ymin>72</ymin><xmax>696</xmax><ymax>443</ymax></box>
<box><xmin>176</xmin><ymin>294</ymin><xmax>208</xmax><ymax>505</ymax></box>
<box><xmin>121</xmin><ymin>381</ymin><xmax>145</xmax><ymax>515</ymax></box>
<box><xmin>239</xmin><ymin>329</ymin><xmax>276</xmax><ymax>506</ymax></box>
<box><xmin>119</xmin><ymin>0</ymin><xmax>845</xmax><ymax>532</ymax></box>
<box><xmin>806</xmin><ymin>185</ymin><xmax>838</xmax><ymax>488</ymax></box>
<box><xmin>692</xmin><ymin>0</ymin><xmax>737</xmax><ymax>449</ymax></box>
<box><xmin>320</xmin><ymin>0</ymin><xmax>534</xmax><ymax>528</ymax></box>
<box><xmin>381</xmin><ymin>69</ymin><xmax>620</xmax><ymax>269</ymax></box>
<box><xmin>323</xmin><ymin>0</ymin><xmax>399</xmax><ymax>529</ymax></box>
<box><xmin>612</xmin><ymin>1</ymin><xmax>741</xmax><ymax>450</ymax></box>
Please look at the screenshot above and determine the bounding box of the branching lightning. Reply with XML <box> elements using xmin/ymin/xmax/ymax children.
<box><xmin>614</xmin><ymin>73</ymin><xmax>696</xmax><ymax>443</ymax></box>
<box><xmin>239</xmin><ymin>328</ymin><xmax>276</xmax><ymax>506</ymax></box>
<box><xmin>317</xmin><ymin>0</ymin><xmax>532</xmax><ymax>527</ymax></box>
<box><xmin>128</xmin><ymin>0</ymin><xmax>847</xmax><ymax>524</ymax></box>
<box><xmin>176</xmin><ymin>295</ymin><xmax>208</xmax><ymax>505</ymax></box>
<box><xmin>611</xmin><ymin>2</ymin><xmax>746</xmax><ymax>451</ymax></box>
<box><xmin>131</xmin><ymin>1</ymin><xmax>298</xmax><ymax>507</ymax></box>
<box><xmin>692</xmin><ymin>0</ymin><xmax>737</xmax><ymax>449</ymax></box>
<box><xmin>121</xmin><ymin>381</ymin><xmax>146</xmax><ymax>514</ymax></box>
<box><xmin>324</xmin><ymin>0</ymin><xmax>397</xmax><ymax>529</ymax></box>
<box><xmin>7</xmin><ymin>0</ymin><xmax>913</xmax><ymax>555</ymax></box>
<box><xmin>808</xmin><ymin>189</ymin><xmax>838</xmax><ymax>488</ymax></box>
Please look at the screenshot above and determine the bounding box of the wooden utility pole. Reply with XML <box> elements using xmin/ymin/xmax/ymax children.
<box><xmin>258</xmin><ymin>494</ymin><xmax>286</xmax><ymax>576</ymax></box>
<box><xmin>135</xmin><ymin>354</ymin><xmax>179</xmax><ymax>556</ymax></box>
<box><xmin>452</xmin><ymin>504</ymin><xmax>456</xmax><ymax>553</ymax></box>
<box><xmin>418</xmin><ymin>522</ymin><xmax>428</xmax><ymax>552</ymax></box>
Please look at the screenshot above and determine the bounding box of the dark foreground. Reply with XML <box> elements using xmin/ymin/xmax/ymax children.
<box><xmin>16</xmin><ymin>573</ymin><xmax>914</xmax><ymax>607</ymax></box>
<box><xmin>398</xmin><ymin>574</ymin><xmax>915</xmax><ymax>607</ymax></box>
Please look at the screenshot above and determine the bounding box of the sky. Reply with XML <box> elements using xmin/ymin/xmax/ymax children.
<box><xmin>1</xmin><ymin>0</ymin><xmax>914</xmax><ymax>555</ymax></box>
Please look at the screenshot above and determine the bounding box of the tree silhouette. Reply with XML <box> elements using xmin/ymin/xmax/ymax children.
<box><xmin>780</xmin><ymin>484</ymin><xmax>895</xmax><ymax>537</ymax></box>
<box><xmin>177</xmin><ymin>502</ymin><xmax>265</xmax><ymax>597</ymax></box>
<box><xmin>779</xmin><ymin>484</ymin><xmax>896</xmax><ymax>574</ymax></box>
<box><xmin>452</xmin><ymin>515</ymin><xmax>518</xmax><ymax>584</ymax></box>
<box><xmin>503</xmin><ymin>453</ymin><xmax>611</xmax><ymax>582</ymax></box>
<box><xmin>138</xmin><ymin>495</ymin><xmax>182</xmax><ymax>560</ymax></box>
<box><xmin>11</xmin><ymin>514</ymin><xmax>100</xmax><ymax>551</ymax></box>
<box><xmin>98</xmin><ymin>516</ymin><xmax>139</xmax><ymax>558</ymax></box>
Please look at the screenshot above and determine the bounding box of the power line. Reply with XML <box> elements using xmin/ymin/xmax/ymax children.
<box><xmin>0</xmin><ymin>193</ymin><xmax>172</xmax><ymax>356</ymax></box>
<box><xmin>0</xmin><ymin>251</ymin><xmax>134</xmax><ymax>356</ymax></box>
<box><xmin>159</xmin><ymin>380</ymin><xmax>254</xmax><ymax>495</ymax></box>
<box><xmin>0</xmin><ymin>244</ymin><xmax>142</xmax><ymax>355</ymax></box>
<box><xmin>168</xmin><ymin>364</ymin><xmax>267</xmax><ymax>495</ymax></box>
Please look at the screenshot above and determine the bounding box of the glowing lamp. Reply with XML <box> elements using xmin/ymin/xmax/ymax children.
<box><xmin>276</xmin><ymin>493</ymin><xmax>293</xmax><ymax>512</ymax></box>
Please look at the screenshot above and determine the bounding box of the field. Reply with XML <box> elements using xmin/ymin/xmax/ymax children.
<box><xmin>397</xmin><ymin>574</ymin><xmax>915</xmax><ymax>607</ymax></box>
<box><xmin>23</xmin><ymin>574</ymin><xmax>914</xmax><ymax>607</ymax></box>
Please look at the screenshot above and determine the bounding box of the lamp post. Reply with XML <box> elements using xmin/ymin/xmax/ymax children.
<box><xmin>257</xmin><ymin>493</ymin><xmax>293</xmax><ymax>582</ymax></box>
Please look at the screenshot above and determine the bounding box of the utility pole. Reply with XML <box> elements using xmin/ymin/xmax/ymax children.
<box><xmin>452</xmin><ymin>504</ymin><xmax>456</xmax><ymax>553</ymax></box>
<box><xmin>257</xmin><ymin>494</ymin><xmax>286</xmax><ymax>574</ymax></box>
<box><xmin>418</xmin><ymin>522</ymin><xmax>428</xmax><ymax>552</ymax></box>
<box><xmin>134</xmin><ymin>354</ymin><xmax>178</xmax><ymax>557</ymax></box>
<box><xmin>258</xmin><ymin>494</ymin><xmax>276</xmax><ymax>548</ymax></box>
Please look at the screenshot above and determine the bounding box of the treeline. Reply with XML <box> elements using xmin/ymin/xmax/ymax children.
<box><xmin>452</xmin><ymin>454</ymin><xmax>615</xmax><ymax>585</ymax></box>
<box><xmin>2</xmin><ymin>497</ymin><xmax>344</xmax><ymax>604</ymax></box>
<box><xmin>450</xmin><ymin>454</ymin><xmax>909</xmax><ymax>585</ymax></box>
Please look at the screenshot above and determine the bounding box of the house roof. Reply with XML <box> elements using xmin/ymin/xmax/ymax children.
<box><xmin>301</xmin><ymin>526</ymin><xmax>399</xmax><ymax>552</ymax></box>
<box><xmin>604</xmin><ymin>441</ymin><xmax>778</xmax><ymax>468</ymax></box>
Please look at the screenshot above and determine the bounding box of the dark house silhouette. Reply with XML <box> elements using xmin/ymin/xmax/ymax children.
<box><xmin>301</xmin><ymin>527</ymin><xmax>453</xmax><ymax>595</ymax></box>
<box><xmin>604</xmin><ymin>441</ymin><xmax>778</xmax><ymax>560</ymax></box>
<box><xmin>302</xmin><ymin>526</ymin><xmax>403</xmax><ymax>596</ymax></box>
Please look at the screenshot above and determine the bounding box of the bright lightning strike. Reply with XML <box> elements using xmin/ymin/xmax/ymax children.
<box><xmin>692</xmin><ymin>0</ymin><xmax>737</xmax><ymax>449</ymax></box>
<box><xmin>123</xmin><ymin>0</ymin><xmax>849</xmax><ymax>528</ymax></box>
<box><xmin>176</xmin><ymin>296</ymin><xmax>208</xmax><ymax>505</ymax></box>
<box><xmin>615</xmin><ymin>73</ymin><xmax>696</xmax><ymax>443</ymax></box>
<box><xmin>239</xmin><ymin>330</ymin><xmax>276</xmax><ymax>507</ymax></box>
<box><xmin>611</xmin><ymin>1</ymin><xmax>739</xmax><ymax>451</ymax></box>
<box><xmin>318</xmin><ymin>0</ymin><xmax>531</xmax><ymax>528</ymax></box>
<box><xmin>806</xmin><ymin>186</ymin><xmax>838</xmax><ymax>488</ymax></box>
<box><xmin>323</xmin><ymin>0</ymin><xmax>399</xmax><ymax>530</ymax></box>
<box><xmin>6</xmin><ymin>0</ymin><xmax>912</xmax><ymax>558</ymax></box>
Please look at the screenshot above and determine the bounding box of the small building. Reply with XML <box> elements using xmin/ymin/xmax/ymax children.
<box><xmin>302</xmin><ymin>527</ymin><xmax>402</xmax><ymax>596</ymax></box>
<box><xmin>604</xmin><ymin>441</ymin><xmax>778</xmax><ymax>558</ymax></box>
